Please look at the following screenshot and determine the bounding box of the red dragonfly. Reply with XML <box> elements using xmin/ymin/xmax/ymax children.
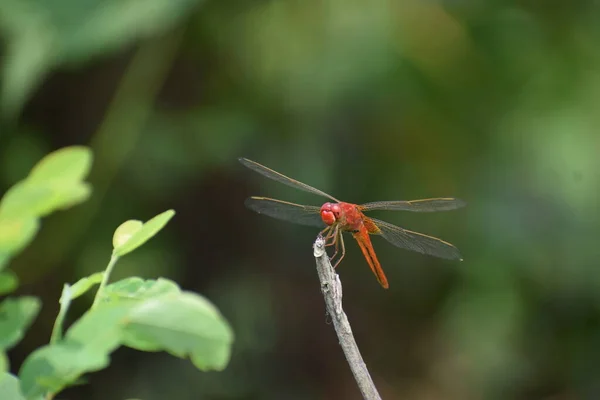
<box><xmin>240</xmin><ymin>158</ymin><xmax>464</xmax><ymax>289</ymax></box>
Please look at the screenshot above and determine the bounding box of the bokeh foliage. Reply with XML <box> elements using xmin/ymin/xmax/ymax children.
<box><xmin>2</xmin><ymin>0</ymin><xmax>600</xmax><ymax>399</ymax></box>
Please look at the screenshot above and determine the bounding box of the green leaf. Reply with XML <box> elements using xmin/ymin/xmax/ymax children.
<box><xmin>0</xmin><ymin>0</ymin><xmax>203</xmax><ymax>116</ymax></box>
<box><xmin>0</xmin><ymin>373</ymin><xmax>26</xmax><ymax>400</ymax></box>
<box><xmin>34</xmin><ymin>182</ymin><xmax>91</xmax><ymax>216</ymax></box>
<box><xmin>0</xmin><ymin>271</ymin><xmax>19</xmax><ymax>295</ymax></box>
<box><xmin>65</xmin><ymin>305</ymin><xmax>132</xmax><ymax>355</ymax></box>
<box><xmin>0</xmin><ymin>148</ymin><xmax>92</xmax><ymax>220</ymax></box>
<box><xmin>20</xmin><ymin>304</ymin><xmax>133</xmax><ymax>398</ymax></box>
<box><xmin>100</xmin><ymin>277</ymin><xmax>180</xmax><ymax>305</ymax></box>
<box><xmin>0</xmin><ymin>182</ymin><xmax>53</xmax><ymax>218</ymax></box>
<box><xmin>27</xmin><ymin>146</ymin><xmax>92</xmax><ymax>184</ymax></box>
<box><xmin>70</xmin><ymin>272</ymin><xmax>104</xmax><ymax>300</ymax></box>
<box><xmin>112</xmin><ymin>220</ymin><xmax>143</xmax><ymax>249</ymax></box>
<box><xmin>18</xmin><ymin>341</ymin><xmax>109</xmax><ymax>399</ymax></box>
<box><xmin>0</xmin><ymin>297</ymin><xmax>41</xmax><ymax>350</ymax></box>
<box><xmin>9</xmin><ymin>182</ymin><xmax>91</xmax><ymax>219</ymax></box>
<box><xmin>113</xmin><ymin>210</ymin><xmax>175</xmax><ymax>257</ymax></box>
<box><xmin>123</xmin><ymin>292</ymin><xmax>234</xmax><ymax>371</ymax></box>
<box><xmin>0</xmin><ymin>146</ymin><xmax>92</xmax><ymax>220</ymax></box>
<box><xmin>0</xmin><ymin>352</ymin><xmax>8</xmax><ymax>374</ymax></box>
<box><xmin>0</xmin><ymin>217</ymin><xmax>40</xmax><ymax>267</ymax></box>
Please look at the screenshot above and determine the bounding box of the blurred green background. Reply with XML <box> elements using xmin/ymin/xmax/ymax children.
<box><xmin>2</xmin><ymin>0</ymin><xmax>600</xmax><ymax>399</ymax></box>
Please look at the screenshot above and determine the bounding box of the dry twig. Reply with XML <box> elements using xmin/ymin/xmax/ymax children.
<box><xmin>313</xmin><ymin>236</ymin><xmax>382</xmax><ymax>400</ymax></box>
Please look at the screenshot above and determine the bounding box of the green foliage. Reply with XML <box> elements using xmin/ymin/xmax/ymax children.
<box><xmin>123</xmin><ymin>292</ymin><xmax>233</xmax><ymax>371</ymax></box>
<box><xmin>112</xmin><ymin>210</ymin><xmax>176</xmax><ymax>257</ymax></box>
<box><xmin>0</xmin><ymin>271</ymin><xmax>19</xmax><ymax>296</ymax></box>
<box><xmin>0</xmin><ymin>0</ymin><xmax>205</xmax><ymax>116</ymax></box>
<box><xmin>0</xmin><ymin>146</ymin><xmax>92</xmax><ymax>271</ymax></box>
<box><xmin>0</xmin><ymin>146</ymin><xmax>234</xmax><ymax>399</ymax></box>
<box><xmin>69</xmin><ymin>273</ymin><xmax>105</xmax><ymax>301</ymax></box>
<box><xmin>0</xmin><ymin>298</ymin><xmax>41</xmax><ymax>351</ymax></box>
<box><xmin>0</xmin><ymin>373</ymin><xmax>27</xmax><ymax>400</ymax></box>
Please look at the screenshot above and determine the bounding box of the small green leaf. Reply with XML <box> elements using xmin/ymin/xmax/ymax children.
<box><xmin>113</xmin><ymin>210</ymin><xmax>175</xmax><ymax>257</ymax></box>
<box><xmin>123</xmin><ymin>292</ymin><xmax>234</xmax><ymax>371</ymax></box>
<box><xmin>100</xmin><ymin>277</ymin><xmax>180</xmax><ymax>305</ymax></box>
<box><xmin>27</xmin><ymin>146</ymin><xmax>92</xmax><ymax>184</ymax></box>
<box><xmin>0</xmin><ymin>373</ymin><xmax>26</xmax><ymax>400</ymax></box>
<box><xmin>112</xmin><ymin>220</ymin><xmax>143</xmax><ymax>249</ymax></box>
<box><xmin>0</xmin><ymin>217</ymin><xmax>39</xmax><ymax>266</ymax></box>
<box><xmin>70</xmin><ymin>273</ymin><xmax>104</xmax><ymax>300</ymax></box>
<box><xmin>0</xmin><ymin>271</ymin><xmax>19</xmax><ymax>295</ymax></box>
<box><xmin>0</xmin><ymin>297</ymin><xmax>41</xmax><ymax>350</ymax></box>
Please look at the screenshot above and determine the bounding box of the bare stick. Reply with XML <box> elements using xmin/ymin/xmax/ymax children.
<box><xmin>313</xmin><ymin>236</ymin><xmax>382</xmax><ymax>400</ymax></box>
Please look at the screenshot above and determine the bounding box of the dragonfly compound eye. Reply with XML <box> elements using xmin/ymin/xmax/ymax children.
<box><xmin>320</xmin><ymin>203</ymin><xmax>337</xmax><ymax>225</ymax></box>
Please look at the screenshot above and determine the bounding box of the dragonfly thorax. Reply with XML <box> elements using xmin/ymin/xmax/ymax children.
<box><xmin>320</xmin><ymin>202</ymin><xmax>342</xmax><ymax>226</ymax></box>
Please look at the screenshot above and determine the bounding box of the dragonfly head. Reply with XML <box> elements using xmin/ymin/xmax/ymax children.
<box><xmin>320</xmin><ymin>202</ymin><xmax>341</xmax><ymax>226</ymax></box>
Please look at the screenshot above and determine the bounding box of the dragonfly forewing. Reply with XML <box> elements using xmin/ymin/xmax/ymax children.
<box><xmin>239</xmin><ymin>158</ymin><xmax>340</xmax><ymax>202</ymax></box>
<box><xmin>244</xmin><ymin>197</ymin><xmax>325</xmax><ymax>228</ymax></box>
<box><xmin>361</xmin><ymin>198</ymin><xmax>466</xmax><ymax>212</ymax></box>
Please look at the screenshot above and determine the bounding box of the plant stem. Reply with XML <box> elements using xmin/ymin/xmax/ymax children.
<box><xmin>49</xmin><ymin>285</ymin><xmax>70</xmax><ymax>344</ymax></box>
<box><xmin>91</xmin><ymin>253</ymin><xmax>119</xmax><ymax>309</ymax></box>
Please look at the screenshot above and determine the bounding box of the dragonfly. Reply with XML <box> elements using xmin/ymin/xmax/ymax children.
<box><xmin>240</xmin><ymin>158</ymin><xmax>465</xmax><ymax>289</ymax></box>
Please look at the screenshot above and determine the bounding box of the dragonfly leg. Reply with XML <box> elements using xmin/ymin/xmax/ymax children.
<box><xmin>332</xmin><ymin>230</ymin><xmax>345</xmax><ymax>269</ymax></box>
<box><xmin>321</xmin><ymin>225</ymin><xmax>338</xmax><ymax>247</ymax></box>
<box><xmin>329</xmin><ymin>226</ymin><xmax>341</xmax><ymax>261</ymax></box>
<box><xmin>320</xmin><ymin>226</ymin><xmax>334</xmax><ymax>244</ymax></box>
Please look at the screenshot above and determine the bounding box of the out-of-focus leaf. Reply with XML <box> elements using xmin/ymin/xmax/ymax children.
<box><xmin>30</xmin><ymin>183</ymin><xmax>92</xmax><ymax>218</ymax></box>
<box><xmin>100</xmin><ymin>277</ymin><xmax>181</xmax><ymax>305</ymax></box>
<box><xmin>122</xmin><ymin>292</ymin><xmax>234</xmax><ymax>371</ymax></box>
<box><xmin>1</xmin><ymin>25</ymin><xmax>56</xmax><ymax>117</ymax></box>
<box><xmin>0</xmin><ymin>373</ymin><xmax>26</xmax><ymax>400</ymax></box>
<box><xmin>0</xmin><ymin>272</ymin><xmax>19</xmax><ymax>295</ymax></box>
<box><xmin>27</xmin><ymin>146</ymin><xmax>92</xmax><ymax>184</ymax></box>
<box><xmin>0</xmin><ymin>146</ymin><xmax>92</xmax><ymax>218</ymax></box>
<box><xmin>18</xmin><ymin>341</ymin><xmax>110</xmax><ymax>399</ymax></box>
<box><xmin>0</xmin><ymin>353</ymin><xmax>8</xmax><ymax>375</ymax></box>
<box><xmin>0</xmin><ymin>217</ymin><xmax>39</xmax><ymax>269</ymax></box>
<box><xmin>0</xmin><ymin>297</ymin><xmax>41</xmax><ymax>350</ymax></box>
<box><xmin>69</xmin><ymin>272</ymin><xmax>104</xmax><ymax>300</ymax></box>
<box><xmin>0</xmin><ymin>0</ymin><xmax>204</xmax><ymax>115</ymax></box>
<box><xmin>0</xmin><ymin>183</ymin><xmax>52</xmax><ymax>219</ymax></box>
<box><xmin>0</xmin><ymin>182</ymin><xmax>90</xmax><ymax>220</ymax></box>
<box><xmin>65</xmin><ymin>305</ymin><xmax>132</xmax><ymax>355</ymax></box>
<box><xmin>19</xmin><ymin>304</ymin><xmax>135</xmax><ymax>398</ymax></box>
<box><xmin>113</xmin><ymin>210</ymin><xmax>175</xmax><ymax>257</ymax></box>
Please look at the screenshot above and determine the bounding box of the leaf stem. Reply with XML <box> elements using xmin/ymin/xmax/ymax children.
<box><xmin>50</xmin><ymin>285</ymin><xmax>70</xmax><ymax>344</ymax></box>
<box><xmin>92</xmin><ymin>253</ymin><xmax>119</xmax><ymax>309</ymax></box>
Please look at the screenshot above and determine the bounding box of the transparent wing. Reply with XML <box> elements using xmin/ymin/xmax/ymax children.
<box><xmin>239</xmin><ymin>158</ymin><xmax>339</xmax><ymax>202</ymax></box>
<box><xmin>370</xmin><ymin>218</ymin><xmax>462</xmax><ymax>260</ymax></box>
<box><xmin>244</xmin><ymin>197</ymin><xmax>325</xmax><ymax>228</ymax></box>
<box><xmin>361</xmin><ymin>198</ymin><xmax>466</xmax><ymax>212</ymax></box>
